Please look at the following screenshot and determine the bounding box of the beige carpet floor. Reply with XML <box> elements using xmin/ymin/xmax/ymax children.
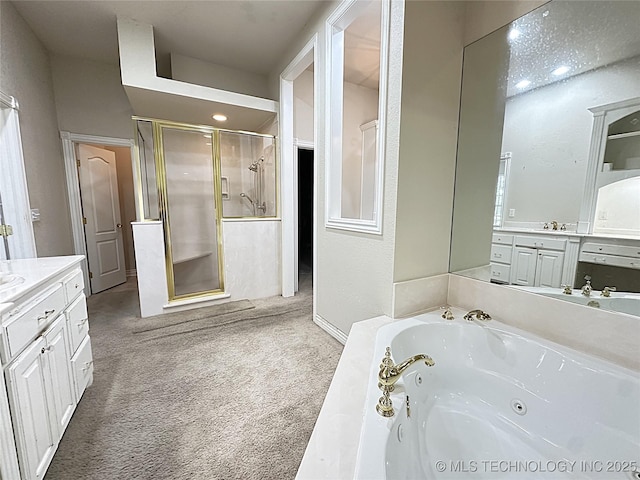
<box><xmin>44</xmin><ymin>273</ymin><xmax>343</xmax><ymax>480</ymax></box>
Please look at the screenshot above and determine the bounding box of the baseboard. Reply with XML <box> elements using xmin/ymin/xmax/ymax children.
<box><xmin>126</xmin><ymin>269</ymin><xmax>137</xmax><ymax>277</ymax></box>
<box><xmin>314</xmin><ymin>314</ymin><xmax>348</xmax><ymax>345</ymax></box>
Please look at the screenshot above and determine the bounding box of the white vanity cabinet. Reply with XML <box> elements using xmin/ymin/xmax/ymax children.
<box><xmin>511</xmin><ymin>236</ymin><xmax>566</xmax><ymax>288</ymax></box>
<box><xmin>512</xmin><ymin>246</ymin><xmax>565</xmax><ymax>287</ymax></box>
<box><xmin>0</xmin><ymin>256</ymin><xmax>91</xmax><ymax>480</ymax></box>
<box><xmin>491</xmin><ymin>232</ymin><xmax>581</xmax><ymax>288</ymax></box>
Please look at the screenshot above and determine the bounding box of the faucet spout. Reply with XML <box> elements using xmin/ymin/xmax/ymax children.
<box><xmin>379</xmin><ymin>353</ymin><xmax>435</xmax><ymax>387</ymax></box>
<box><xmin>376</xmin><ymin>347</ymin><xmax>435</xmax><ymax>417</ymax></box>
<box><xmin>463</xmin><ymin>309</ymin><xmax>492</xmax><ymax>321</ymax></box>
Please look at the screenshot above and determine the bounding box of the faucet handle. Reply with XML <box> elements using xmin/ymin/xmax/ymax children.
<box><xmin>561</xmin><ymin>285</ymin><xmax>572</xmax><ymax>295</ymax></box>
<box><xmin>601</xmin><ymin>286</ymin><xmax>616</xmax><ymax>297</ymax></box>
<box><xmin>441</xmin><ymin>307</ymin><xmax>454</xmax><ymax>320</ymax></box>
<box><xmin>584</xmin><ymin>275</ymin><xmax>591</xmax><ymax>282</ymax></box>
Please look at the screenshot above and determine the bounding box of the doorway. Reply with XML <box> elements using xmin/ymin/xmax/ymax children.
<box><xmin>297</xmin><ymin>148</ymin><xmax>314</xmax><ymax>284</ymax></box>
<box><xmin>61</xmin><ymin>133</ymin><xmax>138</xmax><ymax>298</ymax></box>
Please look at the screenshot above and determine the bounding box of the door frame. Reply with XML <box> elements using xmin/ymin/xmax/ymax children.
<box><xmin>279</xmin><ymin>34</ymin><xmax>318</xmax><ymax>303</ymax></box>
<box><xmin>61</xmin><ymin>132</ymin><xmax>135</xmax><ymax>296</ymax></box>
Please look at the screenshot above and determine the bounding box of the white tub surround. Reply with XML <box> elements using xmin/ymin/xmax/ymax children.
<box><xmin>448</xmin><ymin>274</ymin><xmax>640</xmax><ymax>371</ymax></box>
<box><xmin>0</xmin><ymin>255</ymin><xmax>92</xmax><ymax>480</ymax></box>
<box><xmin>132</xmin><ymin>222</ymin><xmax>168</xmax><ymax>317</ymax></box>
<box><xmin>392</xmin><ymin>274</ymin><xmax>449</xmax><ymax>318</ymax></box>
<box><xmin>133</xmin><ymin>219</ymin><xmax>281</xmax><ymax>318</ymax></box>
<box><xmin>296</xmin><ymin>315</ymin><xmax>394</xmax><ymax>480</ymax></box>
<box><xmin>222</xmin><ymin>219</ymin><xmax>281</xmax><ymax>300</ymax></box>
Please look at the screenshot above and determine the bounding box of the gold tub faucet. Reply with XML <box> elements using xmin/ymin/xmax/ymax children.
<box><xmin>376</xmin><ymin>347</ymin><xmax>435</xmax><ymax>417</ymax></box>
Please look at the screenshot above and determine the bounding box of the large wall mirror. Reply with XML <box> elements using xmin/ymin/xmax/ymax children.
<box><xmin>450</xmin><ymin>1</ymin><xmax>640</xmax><ymax>317</ymax></box>
<box><xmin>325</xmin><ymin>0</ymin><xmax>390</xmax><ymax>234</ymax></box>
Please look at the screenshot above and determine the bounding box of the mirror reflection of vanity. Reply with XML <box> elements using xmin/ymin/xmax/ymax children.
<box><xmin>450</xmin><ymin>1</ymin><xmax>640</xmax><ymax>317</ymax></box>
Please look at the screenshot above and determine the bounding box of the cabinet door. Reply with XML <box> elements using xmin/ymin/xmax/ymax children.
<box><xmin>512</xmin><ymin>247</ymin><xmax>537</xmax><ymax>286</ymax></box>
<box><xmin>6</xmin><ymin>338</ymin><xmax>56</xmax><ymax>480</ymax></box>
<box><xmin>43</xmin><ymin>316</ymin><xmax>76</xmax><ymax>437</ymax></box>
<box><xmin>535</xmin><ymin>250</ymin><xmax>565</xmax><ymax>288</ymax></box>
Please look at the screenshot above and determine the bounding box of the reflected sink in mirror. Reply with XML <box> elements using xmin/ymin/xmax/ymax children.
<box><xmin>515</xmin><ymin>287</ymin><xmax>640</xmax><ymax>317</ymax></box>
<box><xmin>0</xmin><ymin>273</ymin><xmax>24</xmax><ymax>291</ymax></box>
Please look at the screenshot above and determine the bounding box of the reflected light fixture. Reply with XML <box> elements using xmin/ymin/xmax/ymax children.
<box><xmin>516</xmin><ymin>80</ymin><xmax>531</xmax><ymax>89</ymax></box>
<box><xmin>212</xmin><ymin>114</ymin><xmax>227</xmax><ymax>122</ymax></box>
<box><xmin>552</xmin><ymin>65</ymin><xmax>570</xmax><ymax>76</ymax></box>
<box><xmin>508</xmin><ymin>29</ymin><xmax>521</xmax><ymax>40</ymax></box>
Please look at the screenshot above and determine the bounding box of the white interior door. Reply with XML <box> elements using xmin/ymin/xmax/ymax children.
<box><xmin>78</xmin><ymin>144</ymin><xmax>126</xmax><ymax>293</ymax></box>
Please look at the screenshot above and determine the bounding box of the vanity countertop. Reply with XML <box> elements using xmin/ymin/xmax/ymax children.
<box><xmin>494</xmin><ymin>227</ymin><xmax>583</xmax><ymax>237</ymax></box>
<box><xmin>0</xmin><ymin>256</ymin><xmax>84</xmax><ymax>312</ymax></box>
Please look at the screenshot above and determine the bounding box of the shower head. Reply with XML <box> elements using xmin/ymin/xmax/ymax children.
<box><xmin>240</xmin><ymin>192</ymin><xmax>254</xmax><ymax>205</ymax></box>
<box><xmin>248</xmin><ymin>156</ymin><xmax>264</xmax><ymax>172</ymax></box>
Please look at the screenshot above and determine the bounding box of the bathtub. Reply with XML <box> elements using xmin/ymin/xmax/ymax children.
<box><xmin>354</xmin><ymin>310</ymin><xmax>640</xmax><ymax>479</ymax></box>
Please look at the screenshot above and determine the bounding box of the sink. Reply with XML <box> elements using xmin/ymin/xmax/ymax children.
<box><xmin>0</xmin><ymin>272</ymin><xmax>25</xmax><ymax>291</ymax></box>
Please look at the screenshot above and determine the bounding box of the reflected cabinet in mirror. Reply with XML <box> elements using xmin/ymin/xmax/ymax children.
<box><xmin>450</xmin><ymin>1</ymin><xmax>640</xmax><ymax>317</ymax></box>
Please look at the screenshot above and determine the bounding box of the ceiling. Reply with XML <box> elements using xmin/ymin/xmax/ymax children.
<box><xmin>343</xmin><ymin>0</ymin><xmax>381</xmax><ymax>90</ymax></box>
<box><xmin>11</xmin><ymin>0</ymin><xmax>329</xmax><ymax>75</ymax></box>
<box><xmin>506</xmin><ymin>1</ymin><xmax>640</xmax><ymax>97</ymax></box>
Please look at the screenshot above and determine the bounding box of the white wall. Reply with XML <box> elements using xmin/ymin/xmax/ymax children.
<box><xmin>268</xmin><ymin>0</ymin><xmax>400</xmax><ymax>334</ymax></box>
<box><xmin>51</xmin><ymin>55</ymin><xmax>135</xmax><ymax>140</ymax></box>
<box><xmin>293</xmin><ymin>69</ymin><xmax>314</xmax><ymax>144</ymax></box>
<box><xmin>341</xmin><ymin>82</ymin><xmax>379</xmax><ymax>219</ymax></box>
<box><xmin>393</xmin><ymin>0</ymin><xmax>465</xmax><ymax>282</ymax></box>
<box><xmin>502</xmin><ymin>57</ymin><xmax>640</xmax><ymax>225</ymax></box>
<box><xmin>171</xmin><ymin>53</ymin><xmax>272</xmax><ymax>100</ymax></box>
<box><xmin>0</xmin><ymin>1</ymin><xmax>74</xmax><ymax>257</ymax></box>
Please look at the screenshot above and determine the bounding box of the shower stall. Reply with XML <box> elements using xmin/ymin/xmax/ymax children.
<box><xmin>133</xmin><ymin>118</ymin><xmax>276</xmax><ymax>303</ymax></box>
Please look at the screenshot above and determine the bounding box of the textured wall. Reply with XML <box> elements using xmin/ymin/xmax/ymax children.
<box><xmin>0</xmin><ymin>1</ymin><xmax>73</xmax><ymax>256</ymax></box>
<box><xmin>393</xmin><ymin>1</ymin><xmax>466</xmax><ymax>282</ymax></box>
<box><xmin>51</xmin><ymin>54</ymin><xmax>134</xmax><ymax>140</ymax></box>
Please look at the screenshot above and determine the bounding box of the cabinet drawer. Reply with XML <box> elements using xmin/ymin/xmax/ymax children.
<box><xmin>581</xmin><ymin>242</ymin><xmax>640</xmax><ymax>258</ymax></box>
<box><xmin>515</xmin><ymin>235</ymin><xmax>566</xmax><ymax>251</ymax></box>
<box><xmin>4</xmin><ymin>284</ymin><xmax>66</xmax><ymax>359</ymax></box>
<box><xmin>490</xmin><ymin>244</ymin><xmax>512</xmax><ymax>264</ymax></box>
<box><xmin>71</xmin><ymin>336</ymin><xmax>93</xmax><ymax>401</ymax></box>
<box><xmin>63</xmin><ymin>269</ymin><xmax>84</xmax><ymax>303</ymax></box>
<box><xmin>66</xmin><ymin>295</ymin><xmax>88</xmax><ymax>354</ymax></box>
<box><xmin>490</xmin><ymin>263</ymin><xmax>511</xmax><ymax>283</ymax></box>
<box><xmin>492</xmin><ymin>233</ymin><xmax>513</xmax><ymax>245</ymax></box>
<box><xmin>579</xmin><ymin>252</ymin><xmax>640</xmax><ymax>269</ymax></box>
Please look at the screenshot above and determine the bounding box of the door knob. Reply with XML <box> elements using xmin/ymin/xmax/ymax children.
<box><xmin>117</xmin><ymin>223</ymin><xmax>122</xmax><ymax>228</ymax></box>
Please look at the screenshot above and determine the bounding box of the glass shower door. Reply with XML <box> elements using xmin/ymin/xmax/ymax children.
<box><xmin>157</xmin><ymin>125</ymin><xmax>223</xmax><ymax>299</ymax></box>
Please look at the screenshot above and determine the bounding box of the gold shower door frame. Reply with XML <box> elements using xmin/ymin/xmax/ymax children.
<box><xmin>153</xmin><ymin>120</ymin><xmax>225</xmax><ymax>302</ymax></box>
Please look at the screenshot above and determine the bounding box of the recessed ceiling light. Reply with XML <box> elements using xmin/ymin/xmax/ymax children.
<box><xmin>516</xmin><ymin>80</ymin><xmax>531</xmax><ymax>89</ymax></box>
<box><xmin>508</xmin><ymin>29</ymin><xmax>521</xmax><ymax>40</ymax></box>
<box><xmin>212</xmin><ymin>114</ymin><xmax>227</xmax><ymax>122</ymax></box>
<box><xmin>552</xmin><ymin>65</ymin><xmax>570</xmax><ymax>76</ymax></box>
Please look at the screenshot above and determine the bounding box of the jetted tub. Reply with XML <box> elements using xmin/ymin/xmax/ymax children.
<box><xmin>354</xmin><ymin>310</ymin><xmax>640</xmax><ymax>479</ymax></box>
